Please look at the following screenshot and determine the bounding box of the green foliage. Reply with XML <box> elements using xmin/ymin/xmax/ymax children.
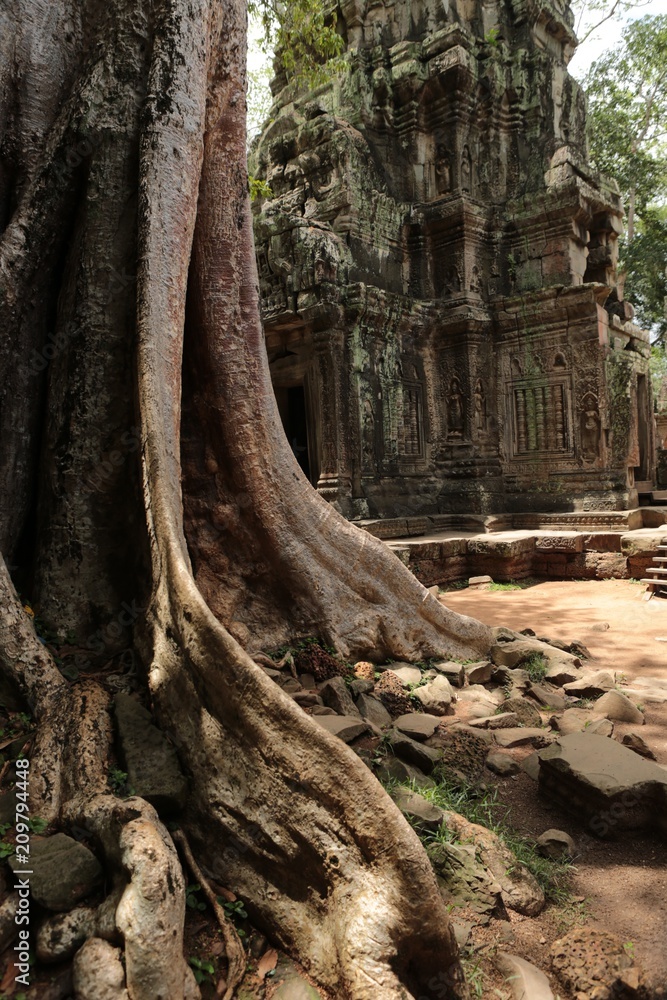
<box><xmin>188</xmin><ymin>956</ymin><xmax>216</xmax><ymax>986</ymax></box>
<box><xmin>108</xmin><ymin>766</ymin><xmax>131</xmax><ymax>796</ymax></box>
<box><xmin>523</xmin><ymin>653</ymin><xmax>548</xmax><ymax>683</ymax></box>
<box><xmin>624</xmin><ymin>211</ymin><xmax>667</xmax><ymax>341</ymax></box>
<box><xmin>223</xmin><ymin>899</ymin><xmax>248</xmax><ymax>921</ymax></box>
<box><xmin>584</xmin><ymin>15</ymin><xmax>667</xmax><ymax>332</ymax></box>
<box><xmin>249</xmin><ymin>0</ymin><xmax>345</xmax><ymax>88</ymax></box>
<box><xmin>248</xmin><ymin>175</ymin><xmax>273</xmax><ymax>201</ymax></box>
<box><xmin>186</xmin><ymin>884</ymin><xmax>207</xmax><ymax>912</ymax></box>
<box><xmin>650</xmin><ymin>343</ymin><xmax>667</xmax><ymax>401</ymax></box>
<box><xmin>27</xmin><ymin>817</ymin><xmax>47</xmax><ymax>834</ymax></box>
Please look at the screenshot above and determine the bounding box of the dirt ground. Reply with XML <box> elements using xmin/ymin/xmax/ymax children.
<box><xmin>443</xmin><ymin>579</ymin><xmax>667</xmax><ymax>997</ymax></box>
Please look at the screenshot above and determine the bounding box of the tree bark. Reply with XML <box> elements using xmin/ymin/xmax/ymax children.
<box><xmin>0</xmin><ymin>1</ymin><xmax>492</xmax><ymax>996</ymax></box>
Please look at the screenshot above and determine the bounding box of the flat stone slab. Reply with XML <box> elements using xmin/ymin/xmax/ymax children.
<box><xmin>313</xmin><ymin>715</ymin><xmax>369</xmax><ymax>743</ymax></box>
<box><xmin>412</xmin><ymin>674</ymin><xmax>454</xmax><ymax>715</ymax></box>
<box><xmin>496</xmin><ymin>952</ymin><xmax>555</xmax><ymax>1000</ymax></box>
<box><xmin>432</xmin><ymin>661</ymin><xmax>465</xmax><ymax>686</ymax></box>
<box><xmin>114</xmin><ymin>694</ymin><xmax>188</xmax><ymax>814</ymax></box>
<box><xmin>468</xmin><ymin>712</ymin><xmax>519</xmax><ymax>730</ymax></box>
<box><xmin>562</xmin><ymin>671</ymin><xmax>615</xmax><ymax>698</ymax></box>
<box><xmin>10</xmin><ymin>834</ymin><xmax>103</xmax><ymax>912</ymax></box>
<box><xmin>375</xmin><ymin>757</ymin><xmax>435</xmax><ymax>789</ymax></box>
<box><xmin>464</xmin><ymin>660</ymin><xmax>493</xmax><ymax>684</ymax></box>
<box><xmin>388</xmin><ymin>665</ymin><xmax>422</xmax><ymax>687</ymax></box>
<box><xmin>495</xmin><ymin>728</ymin><xmax>552</xmax><ymax>749</ymax></box>
<box><xmin>486</xmin><ymin>752</ymin><xmax>520</xmax><ymax>776</ymax></box>
<box><xmin>385</xmin><ymin>730</ymin><xmax>443</xmax><ymax>773</ymax></box>
<box><xmin>391</xmin><ymin>787</ymin><xmax>444</xmax><ymax>832</ymax></box>
<box><xmin>393</xmin><ymin>713</ymin><xmax>441</xmax><ymax>741</ymax></box>
<box><xmin>356</xmin><ymin>692</ymin><xmax>391</xmax><ymax>729</ymax></box>
<box><xmin>538</xmin><ymin>732</ymin><xmax>667</xmax><ymax>834</ymax></box>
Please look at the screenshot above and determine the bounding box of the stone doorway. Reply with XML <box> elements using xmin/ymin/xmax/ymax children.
<box><xmin>635</xmin><ymin>373</ymin><xmax>652</xmax><ymax>484</ymax></box>
<box><xmin>274</xmin><ymin>384</ymin><xmax>316</xmax><ymax>484</ymax></box>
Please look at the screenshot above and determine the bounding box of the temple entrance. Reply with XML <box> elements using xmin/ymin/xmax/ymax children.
<box><xmin>635</xmin><ymin>374</ymin><xmax>651</xmax><ymax>483</ymax></box>
<box><xmin>274</xmin><ymin>384</ymin><xmax>314</xmax><ymax>483</ymax></box>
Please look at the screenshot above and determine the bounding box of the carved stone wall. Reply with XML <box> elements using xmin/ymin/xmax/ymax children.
<box><xmin>251</xmin><ymin>0</ymin><xmax>655</xmax><ymax>518</ymax></box>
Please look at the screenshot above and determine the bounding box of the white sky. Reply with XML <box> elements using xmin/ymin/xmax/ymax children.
<box><xmin>569</xmin><ymin>0</ymin><xmax>667</xmax><ymax>78</ymax></box>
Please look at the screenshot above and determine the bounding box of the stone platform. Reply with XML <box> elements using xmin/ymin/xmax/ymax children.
<box><xmin>357</xmin><ymin>509</ymin><xmax>667</xmax><ymax>587</ymax></box>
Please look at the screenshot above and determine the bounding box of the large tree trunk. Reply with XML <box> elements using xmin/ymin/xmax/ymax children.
<box><xmin>0</xmin><ymin>1</ymin><xmax>491</xmax><ymax>996</ymax></box>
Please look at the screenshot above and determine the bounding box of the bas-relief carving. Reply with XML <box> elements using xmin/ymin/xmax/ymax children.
<box><xmin>435</xmin><ymin>146</ymin><xmax>452</xmax><ymax>195</ymax></box>
<box><xmin>580</xmin><ymin>393</ymin><xmax>601</xmax><ymax>463</ymax></box>
<box><xmin>447</xmin><ymin>377</ymin><xmax>465</xmax><ymax>440</ymax></box>
<box><xmin>253</xmin><ymin>0</ymin><xmax>655</xmax><ymax>516</ymax></box>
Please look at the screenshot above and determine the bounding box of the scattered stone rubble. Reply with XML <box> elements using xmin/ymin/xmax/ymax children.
<box><xmin>255</xmin><ymin>624</ymin><xmax>662</xmax><ymax>997</ymax></box>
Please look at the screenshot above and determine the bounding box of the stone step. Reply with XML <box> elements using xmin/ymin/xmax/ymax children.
<box><xmin>635</xmin><ymin>481</ymin><xmax>654</xmax><ymax>493</ymax></box>
<box><xmin>652</xmin><ymin>491</ymin><xmax>667</xmax><ymax>501</ymax></box>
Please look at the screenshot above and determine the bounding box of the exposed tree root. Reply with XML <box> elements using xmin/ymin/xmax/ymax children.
<box><xmin>173</xmin><ymin>828</ymin><xmax>246</xmax><ymax>1000</ymax></box>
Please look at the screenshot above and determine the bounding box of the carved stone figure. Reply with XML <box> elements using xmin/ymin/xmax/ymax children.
<box><xmin>473</xmin><ymin>379</ymin><xmax>487</xmax><ymax>438</ymax></box>
<box><xmin>435</xmin><ymin>146</ymin><xmax>452</xmax><ymax>195</ymax></box>
<box><xmin>581</xmin><ymin>394</ymin><xmax>601</xmax><ymax>462</ymax></box>
<box><xmin>461</xmin><ymin>146</ymin><xmax>472</xmax><ymax>193</ymax></box>
<box><xmin>362</xmin><ymin>398</ymin><xmax>376</xmax><ymax>472</ymax></box>
<box><xmin>447</xmin><ymin>378</ymin><xmax>465</xmax><ymax>439</ymax></box>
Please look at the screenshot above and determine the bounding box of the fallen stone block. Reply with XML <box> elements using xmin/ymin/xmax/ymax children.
<box><xmin>318</xmin><ymin>676</ymin><xmax>360</xmax><ymax>717</ymax></box>
<box><xmin>468</xmin><ymin>712</ymin><xmax>519</xmax><ymax>730</ymax></box>
<box><xmin>536</xmin><ymin>829</ymin><xmax>575</xmax><ymax>859</ymax></box>
<box><xmin>432</xmin><ymin>660</ymin><xmax>465</xmax><ymax>687</ymax></box>
<box><xmin>486</xmin><ymin>752</ymin><xmax>520</xmax><ymax>776</ymax></box>
<box><xmin>594</xmin><ymin>689</ymin><xmax>644</xmax><ymax>725</ymax></box>
<box><xmin>495</xmin><ymin>728</ymin><xmax>552</xmax><ymax>749</ymax></box>
<box><xmin>313</xmin><ymin>715</ymin><xmax>369</xmax><ymax>743</ymax></box>
<box><xmin>375</xmin><ymin>757</ymin><xmax>434</xmax><ymax>789</ymax></box>
<box><xmin>562</xmin><ymin>670</ymin><xmax>615</xmax><ymax>699</ymax></box>
<box><xmin>412</xmin><ymin>674</ymin><xmax>454</xmax><ymax>715</ymax></box>
<box><xmin>114</xmin><ymin>693</ymin><xmax>188</xmax><ymax>814</ymax></box>
<box><xmin>356</xmin><ymin>692</ymin><xmax>392</xmax><ymax>728</ymax></box>
<box><xmin>622</xmin><ymin>732</ymin><xmax>656</xmax><ymax>760</ymax></box>
<box><xmin>551</xmin><ymin>928</ymin><xmax>645</xmax><ymax>999</ymax></box>
<box><xmin>538</xmin><ymin>732</ymin><xmax>667</xmax><ymax>835</ymax></box>
<box><xmin>464</xmin><ymin>660</ymin><xmax>493</xmax><ymax>684</ymax></box>
<box><xmin>390</xmin><ymin>787</ymin><xmax>444</xmax><ymax>832</ymax></box>
<box><xmin>393</xmin><ymin>713</ymin><xmax>441</xmax><ymax>741</ymax></box>
<box><xmin>440</xmin><ymin>811</ymin><xmax>545</xmax><ymax>916</ymax></box>
<box><xmin>10</xmin><ymin>834</ymin><xmax>103</xmax><ymax>912</ymax></box>
<box><xmin>385</xmin><ymin>730</ymin><xmax>443</xmax><ymax>773</ymax></box>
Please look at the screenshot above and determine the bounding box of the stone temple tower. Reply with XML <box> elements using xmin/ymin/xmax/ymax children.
<box><xmin>251</xmin><ymin>0</ymin><xmax>655</xmax><ymax>519</ymax></box>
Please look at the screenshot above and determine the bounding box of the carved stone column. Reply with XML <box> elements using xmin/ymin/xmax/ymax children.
<box><xmin>313</xmin><ymin>329</ymin><xmax>353</xmax><ymax>511</ymax></box>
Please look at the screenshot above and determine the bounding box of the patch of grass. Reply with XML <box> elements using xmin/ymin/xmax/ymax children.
<box><xmin>392</xmin><ymin>777</ymin><xmax>575</xmax><ymax>904</ymax></box>
<box><xmin>523</xmin><ymin>652</ymin><xmax>548</xmax><ymax>683</ymax></box>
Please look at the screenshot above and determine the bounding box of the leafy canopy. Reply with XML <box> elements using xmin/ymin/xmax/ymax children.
<box><xmin>584</xmin><ymin>15</ymin><xmax>667</xmax><ymax>334</ymax></box>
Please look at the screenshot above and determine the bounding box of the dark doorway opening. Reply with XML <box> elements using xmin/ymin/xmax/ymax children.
<box><xmin>275</xmin><ymin>385</ymin><xmax>311</xmax><ymax>481</ymax></box>
<box><xmin>636</xmin><ymin>374</ymin><xmax>651</xmax><ymax>483</ymax></box>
